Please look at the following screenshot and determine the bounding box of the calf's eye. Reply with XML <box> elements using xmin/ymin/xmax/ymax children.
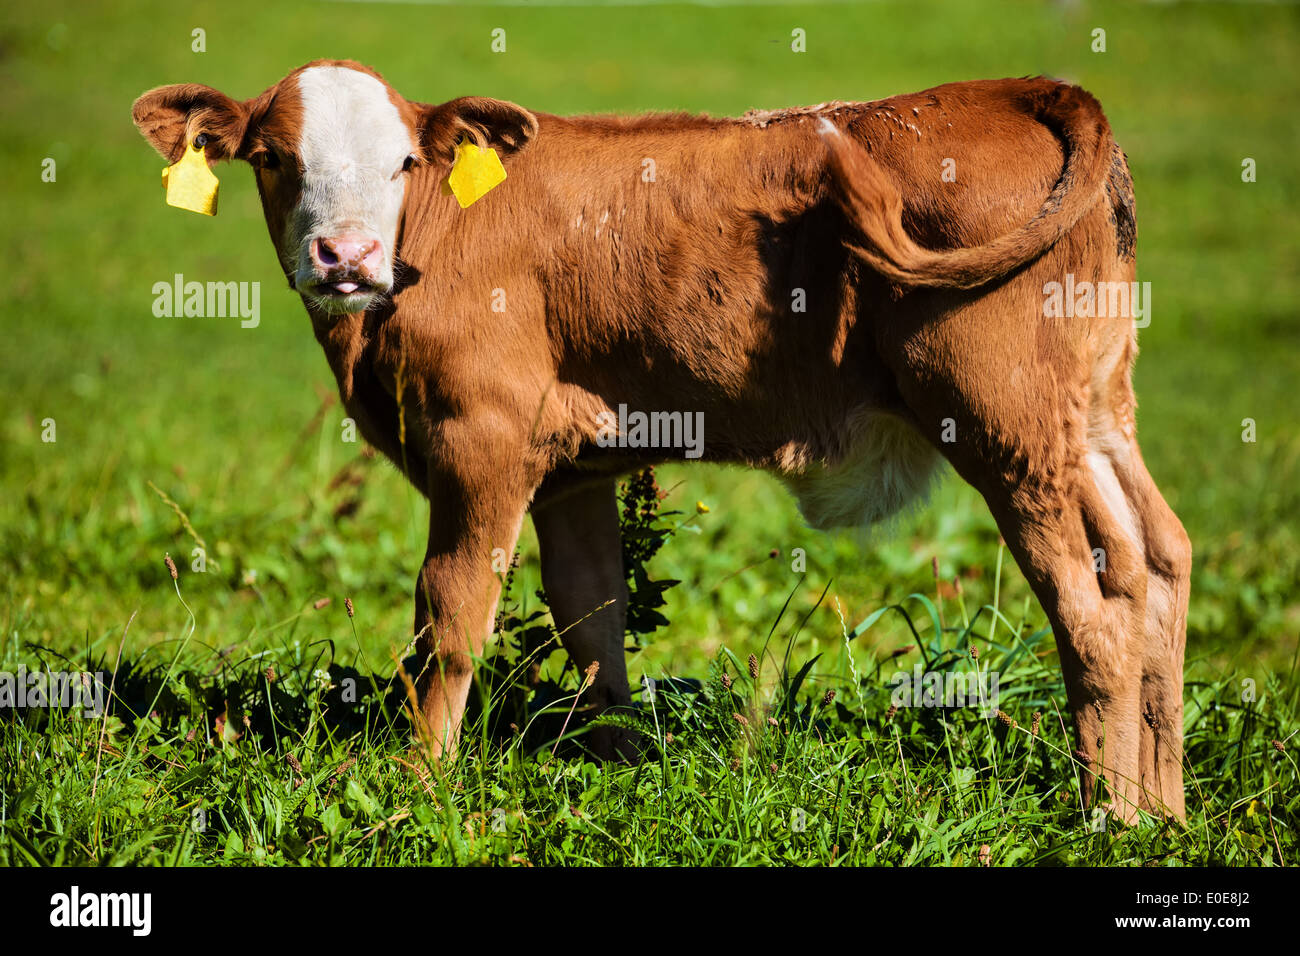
<box><xmin>392</xmin><ymin>154</ymin><xmax>418</xmax><ymax>182</ymax></box>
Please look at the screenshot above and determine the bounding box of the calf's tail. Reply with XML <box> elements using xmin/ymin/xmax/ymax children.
<box><xmin>821</xmin><ymin>80</ymin><xmax>1115</xmax><ymax>290</ymax></box>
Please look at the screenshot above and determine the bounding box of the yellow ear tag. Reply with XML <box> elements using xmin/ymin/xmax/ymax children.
<box><xmin>161</xmin><ymin>136</ymin><xmax>219</xmax><ymax>216</ymax></box>
<box><xmin>442</xmin><ymin>138</ymin><xmax>506</xmax><ymax>209</ymax></box>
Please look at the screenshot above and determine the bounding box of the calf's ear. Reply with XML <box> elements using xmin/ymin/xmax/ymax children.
<box><xmin>419</xmin><ymin>96</ymin><xmax>538</xmax><ymax>165</ymax></box>
<box><xmin>131</xmin><ymin>84</ymin><xmax>249</xmax><ymax>164</ymax></box>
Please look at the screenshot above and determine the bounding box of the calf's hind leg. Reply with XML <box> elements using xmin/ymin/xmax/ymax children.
<box><xmin>975</xmin><ymin>456</ymin><xmax>1150</xmax><ymax>822</ymax></box>
<box><xmin>1087</xmin><ymin>351</ymin><xmax>1190</xmax><ymax>818</ymax></box>
<box><xmin>1120</xmin><ymin>449</ymin><xmax>1191</xmax><ymax>818</ymax></box>
<box><xmin>880</xmin><ymin>296</ymin><xmax>1150</xmax><ymax>821</ymax></box>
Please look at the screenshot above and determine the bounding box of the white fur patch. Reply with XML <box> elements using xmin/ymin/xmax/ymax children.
<box><xmin>1086</xmin><ymin>449</ymin><xmax>1143</xmax><ymax>550</ymax></box>
<box><xmin>292</xmin><ymin>66</ymin><xmax>415</xmax><ymax>291</ymax></box>
<box><xmin>780</xmin><ymin>413</ymin><xmax>945</xmax><ymax>531</ymax></box>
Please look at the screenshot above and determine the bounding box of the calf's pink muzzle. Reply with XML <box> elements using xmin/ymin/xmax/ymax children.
<box><xmin>309</xmin><ymin>234</ymin><xmax>384</xmax><ymax>293</ymax></box>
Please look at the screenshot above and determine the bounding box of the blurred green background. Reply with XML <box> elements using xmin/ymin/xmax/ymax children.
<box><xmin>2</xmin><ymin>0</ymin><xmax>1297</xmax><ymax>687</ymax></box>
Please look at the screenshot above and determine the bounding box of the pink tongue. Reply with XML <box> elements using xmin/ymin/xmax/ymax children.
<box><xmin>334</xmin><ymin>281</ymin><xmax>359</xmax><ymax>294</ymax></box>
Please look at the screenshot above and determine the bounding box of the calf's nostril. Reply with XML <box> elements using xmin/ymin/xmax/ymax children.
<box><xmin>314</xmin><ymin>238</ymin><xmax>340</xmax><ymax>267</ymax></box>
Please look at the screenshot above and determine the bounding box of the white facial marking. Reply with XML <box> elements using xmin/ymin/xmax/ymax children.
<box><xmin>293</xmin><ymin>66</ymin><xmax>415</xmax><ymax>310</ymax></box>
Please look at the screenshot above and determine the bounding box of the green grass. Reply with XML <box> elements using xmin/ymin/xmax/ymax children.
<box><xmin>4</xmin><ymin>508</ymin><xmax>1296</xmax><ymax>866</ymax></box>
<box><xmin>1</xmin><ymin>0</ymin><xmax>1297</xmax><ymax>866</ymax></box>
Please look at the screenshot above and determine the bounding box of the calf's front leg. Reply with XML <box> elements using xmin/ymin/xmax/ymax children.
<box><xmin>532</xmin><ymin>474</ymin><xmax>637</xmax><ymax>760</ymax></box>
<box><xmin>412</xmin><ymin>437</ymin><xmax>536</xmax><ymax>759</ymax></box>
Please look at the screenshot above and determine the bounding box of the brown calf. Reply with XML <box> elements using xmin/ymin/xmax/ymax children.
<box><xmin>133</xmin><ymin>61</ymin><xmax>1190</xmax><ymax>821</ymax></box>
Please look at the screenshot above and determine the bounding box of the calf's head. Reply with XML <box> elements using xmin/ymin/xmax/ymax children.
<box><xmin>132</xmin><ymin>60</ymin><xmax>537</xmax><ymax>314</ymax></box>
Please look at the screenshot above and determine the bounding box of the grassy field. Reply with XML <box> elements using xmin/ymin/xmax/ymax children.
<box><xmin>1</xmin><ymin>0</ymin><xmax>1297</xmax><ymax>866</ymax></box>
